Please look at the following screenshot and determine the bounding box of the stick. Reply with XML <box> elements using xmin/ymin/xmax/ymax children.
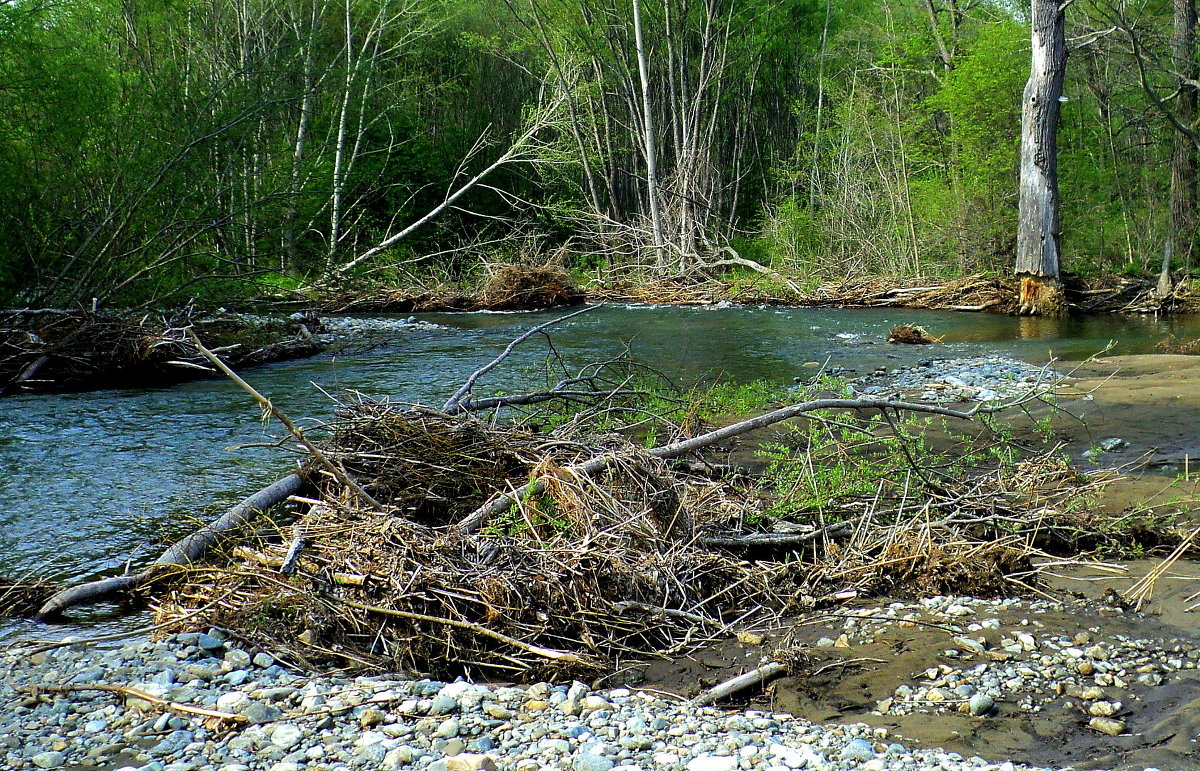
<box><xmin>442</xmin><ymin>306</ymin><xmax>596</xmax><ymax>413</ymax></box>
<box><xmin>24</xmin><ymin>683</ymin><xmax>247</xmax><ymax>723</ymax></box>
<box><xmin>334</xmin><ymin>596</ymin><xmax>599</xmax><ymax>667</ymax></box>
<box><xmin>34</xmin><ymin>472</ymin><xmax>306</xmax><ymax>620</ymax></box>
<box><xmin>455</xmin><ymin>397</ymin><xmax>978</xmax><ymax>532</ymax></box>
<box><xmin>690</xmin><ymin>661</ymin><xmax>787</xmax><ymax>706</ymax></box>
<box><xmin>700</xmin><ymin>522</ymin><xmax>855</xmax><ymax>548</ymax></box>
<box><xmin>188</xmin><ymin>330</ymin><xmax>386</xmax><ymax>512</ymax></box>
<box><xmin>231</xmin><ymin>546</ymin><xmax>366</xmax><ymax>586</ymax></box>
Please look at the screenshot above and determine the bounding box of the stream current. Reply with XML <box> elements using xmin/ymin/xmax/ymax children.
<box><xmin>3</xmin><ymin>303</ymin><xmax>1198</xmax><ymax>638</ymax></box>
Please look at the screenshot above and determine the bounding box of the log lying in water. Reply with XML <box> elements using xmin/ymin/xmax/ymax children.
<box><xmin>35</xmin><ymin>471</ymin><xmax>307</xmax><ymax>621</ymax></box>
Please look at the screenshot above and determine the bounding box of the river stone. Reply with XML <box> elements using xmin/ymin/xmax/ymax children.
<box><xmin>841</xmin><ymin>738</ymin><xmax>876</xmax><ymax>760</ymax></box>
<box><xmin>216</xmin><ymin>692</ymin><xmax>250</xmax><ymax>712</ymax></box>
<box><xmin>686</xmin><ymin>756</ymin><xmax>738</xmax><ymax>771</ymax></box>
<box><xmin>447</xmin><ymin>755</ymin><xmax>498</xmax><ymax>771</ymax></box>
<box><xmin>270</xmin><ymin>724</ymin><xmax>304</xmax><ymax>749</ymax></box>
<box><xmin>241</xmin><ymin>701</ymin><xmax>283</xmax><ymax>724</ymax></box>
<box><xmin>430</xmin><ymin>694</ymin><xmax>460</xmax><ymax>715</ymax></box>
<box><xmin>196</xmin><ymin>634</ymin><xmax>225</xmax><ymax>653</ymax></box>
<box><xmin>435</xmin><ymin>717</ymin><xmax>461</xmax><ymax>738</ymax></box>
<box><xmin>573</xmin><ymin>753</ymin><xmax>615</xmax><ymax>771</ymax></box>
<box><xmin>968</xmin><ymin>693</ymin><xmax>995</xmax><ymax>716</ymax></box>
<box><xmin>32</xmin><ymin>751</ymin><xmax>66</xmax><ymax>769</ymax></box>
<box><xmin>1089</xmin><ymin>717</ymin><xmax>1126</xmax><ymax>736</ymax></box>
<box><xmin>483</xmin><ymin>703</ymin><xmax>513</xmax><ymax>719</ymax></box>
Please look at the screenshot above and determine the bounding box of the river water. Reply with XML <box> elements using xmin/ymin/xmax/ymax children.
<box><xmin>2</xmin><ymin>304</ymin><xmax>1196</xmax><ymax>636</ymax></box>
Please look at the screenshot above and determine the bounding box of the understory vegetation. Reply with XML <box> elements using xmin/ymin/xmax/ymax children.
<box><xmin>1</xmin><ymin>0</ymin><xmax>1196</xmax><ymax>308</ymax></box>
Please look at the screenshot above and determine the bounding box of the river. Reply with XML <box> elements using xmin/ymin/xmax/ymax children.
<box><xmin>2</xmin><ymin>303</ymin><xmax>1198</xmax><ymax>637</ymax></box>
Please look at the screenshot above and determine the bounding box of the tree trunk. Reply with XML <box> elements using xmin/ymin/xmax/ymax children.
<box><xmin>631</xmin><ymin>0</ymin><xmax>666</xmax><ymax>266</ymax></box>
<box><xmin>1016</xmin><ymin>0</ymin><xmax>1066</xmax><ymax>316</ymax></box>
<box><xmin>1167</xmin><ymin>0</ymin><xmax>1198</xmax><ymax>293</ymax></box>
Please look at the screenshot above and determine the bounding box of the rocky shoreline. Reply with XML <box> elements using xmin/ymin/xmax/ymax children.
<box><xmin>10</xmin><ymin>590</ymin><xmax>1200</xmax><ymax>771</ymax></box>
<box><xmin>851</xmin><ymin>356</ymin><xmax>1062</xmax><ymax>404</ymax></box>
<box><xmin>5</xmin><ymin>621</ymin><xmax>1048</xmax><ymax>771</ymax></box>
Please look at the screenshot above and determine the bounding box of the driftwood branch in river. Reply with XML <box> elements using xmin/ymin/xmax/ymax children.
<box><xmin>442</xmin><ymin>305</ymin><xmax>596</xmax><ymax>414</ymax></box>
<box><xmin>34</xmin><ymin>472</ymin><xmax>306</xmax><ymax>621</ymax></box>
<box><xmin>188</xmin><ymin>330</ymin><xmax>384</xmax><ymax>512</ymax></box>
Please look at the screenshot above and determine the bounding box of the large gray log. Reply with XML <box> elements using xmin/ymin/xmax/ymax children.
<box><xmin>35</xmin><ymin>472</ymin><xmax>306</xmax><ymax>621</ymax></box>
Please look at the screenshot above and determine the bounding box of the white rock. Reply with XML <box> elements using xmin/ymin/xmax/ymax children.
<box><xmin>686</xmin><ymin>756</ymin><xmax>739</xmax><ymax>771</ymax></box>
<box><xmin>270</xmin><ymin>724</ymin><xmax>304</xmax><ymax>749</ymax></box>
<box><xmin>216</xmin><ymin>691</ymin><xmax>250</xmax><ymax>712</ymax></box>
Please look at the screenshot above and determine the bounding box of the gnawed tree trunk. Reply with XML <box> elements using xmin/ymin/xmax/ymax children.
<box><xmin>1164</xmin><ymin>0</ymin><xmax>1198</xmax><ymax>297</ymax></box>
<box><xmin>1016</xmin><ymin>0</ymin><xmax>1067</xmax><ymax>316</ymax></box>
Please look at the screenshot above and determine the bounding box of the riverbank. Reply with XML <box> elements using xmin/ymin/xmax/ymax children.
<box><xmin>9</xmin><ymin>577</ymin><xmax>1200</xmax><ymax>771</ymax></box>
<box><xmin>0</xmin><ymin>609</ymin><xmax>1131</xmax><ymax>771</ymax></box>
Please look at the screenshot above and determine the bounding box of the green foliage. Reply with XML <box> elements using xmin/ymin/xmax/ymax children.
<box><xmin>0</xmin><ymin>0</ymin><xmax>1192</xmax><ymax>304</ymax></box>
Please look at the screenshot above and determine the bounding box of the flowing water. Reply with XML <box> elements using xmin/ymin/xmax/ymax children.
<box><xmin>2</xmin><ymin>304</ymin><xmax>1198</xmax><ymax>638</ymax></box>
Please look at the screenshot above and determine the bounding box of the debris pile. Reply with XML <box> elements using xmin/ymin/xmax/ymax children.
<box><xmin>151</xmin><ymin>405</ymin><xmax>773</xmax><ymax>679</ymax></box>
<box><xmin>0</xmin><ymin>309</ymin><xmax>320</xmax><ymax>394</ymax></box>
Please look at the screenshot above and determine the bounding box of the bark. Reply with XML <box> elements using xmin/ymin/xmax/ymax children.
<box><xmin>34</xmin><ymin>472</ymin><xmax>307</xmax><ymax>620</ymax></box>
<box><xmin>1016</xmin><ymin>0</ymin><xmax>1066</xmax><ymax>314</ymax></box>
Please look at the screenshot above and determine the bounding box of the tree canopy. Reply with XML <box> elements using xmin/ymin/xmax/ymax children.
<box><xmin>0</xmin><ymin>0</ymin><xmax>1194</xmax><ymax>307</ymax></box>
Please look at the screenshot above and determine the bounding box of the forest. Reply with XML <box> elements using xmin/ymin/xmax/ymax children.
<box><xmin>0</xmin><ymin>0</ymin><xmax>1196</xmax><ymax>309</ymax></box>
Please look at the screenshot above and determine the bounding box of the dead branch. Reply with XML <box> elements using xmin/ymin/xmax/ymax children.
<box><xmin>455</xmin><ymin>397</ymin><xmax>978</xmax><ymax>533</ymax></box>
<box><xmin>442</xmin><ymin>306</ymin><xmax>596</xmax><ymax>413</ymax></box>
<box><xmin>22</xmin><ymin>683</ymin><xmax>247</xmax><ymax>724</ymax></box>
<box><xmin>188</xmin><ymin>330</ymin><xmax>385</xmax><ymax>512</ymax></box>
<box><xmin>332</xmin><ymin>595</ymin><xmax>601</xmax><ymax>667</ymax></box>
<box><xmin>690</xmin><ymin>661</ymin><xmax>788</xmax><ymax>706</ymax></box>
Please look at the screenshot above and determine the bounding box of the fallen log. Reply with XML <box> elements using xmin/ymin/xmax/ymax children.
<box><xmin>34</xmin><ymin>471</ymin><xmax>307</xmax><ymax>621</ymax></box>
<box><xmin>690</xmin><ymin>661</ymin><xmax>787</xmax><ymax>706</ymax></box>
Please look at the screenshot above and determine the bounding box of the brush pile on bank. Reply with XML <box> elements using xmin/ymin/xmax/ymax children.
<box><xmin>0</xmin><ymin>309</ymin><xmax>322</xmax><ymax>394</ymax></box>
<box><xmin>321</xmin><ymin>265</ymin><xmax>584</xmax><ymax>314</ymax></box>
<box><xmin>142</xmin><ymin>388</ymin><xmax>1147</xmax><ymax>681</ymax></box>
<box><xmin>152</xmin><ymin>403</ymin><xmax>773</xmax><ymax>679</ymax></box>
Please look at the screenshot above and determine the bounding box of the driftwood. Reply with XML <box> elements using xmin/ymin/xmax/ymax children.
<box><xmin>690</xmin><ymin>661</ymin><xmax>788</xmax><ymax>706</ymax></box>
<box><xmin>442</xmin><ymin>305</ymin><xmax>596</xmax><ymax>414</ymax></box>
<box><xmin>23</xmin><ymin>683</ymin><xmax>247</xmax><ymax>724</ymax></box>
<box><xmin>34</xmin><ymin>471</ymin><xmax>306</xmax><ymax>620</ymax></box>
<box><xmin>456</xmin><ymin>397</ymin><xmax>978</xmax><ymax>533</ymax></box>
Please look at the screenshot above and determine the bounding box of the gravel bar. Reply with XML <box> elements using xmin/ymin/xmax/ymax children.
<box><xmin>852</xmin><ymin>356</ymin><xmax>1062</xmax><ymax>404</ymax></box>
<box><xmin>2</xmin><ymin>608</ymin><xmax>1127</xmax><ymax>771</ymax></box>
